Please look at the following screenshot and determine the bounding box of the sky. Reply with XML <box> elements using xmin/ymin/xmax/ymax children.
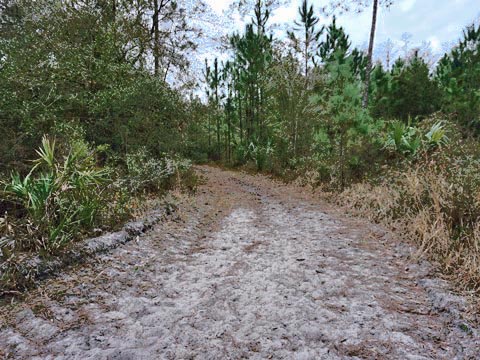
<box><xmin>202</xmin><ymin>0</ymin><xmax>479</xmax><ymax>57</ymax></box>
<box><xmin>184</xmin><ymin>0</ymin><xmax>478</xmax><ymax>90</ymax></box>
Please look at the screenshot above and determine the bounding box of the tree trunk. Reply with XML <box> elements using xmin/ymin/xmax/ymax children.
<box><xmin>207</xmin><ymin>108</ymin><xmax>211</xmax><ymax>149</ymax></box>
<box><xmin>305</xmin><ymin>28</ymin><xmax>309</xmax><ymax>81</ymax></box>
<box><xmin>153</xmin><ymin>0</ymin><xmax>160</xmax><ymax>76</ymax></box>
<box><xmin>227</xmin><ymin>100</ymin><xmax>232</xmax><ymax>163</ymax></box>
<box><xmin>238</xmin><ymin>90</ymin><xmax>243</xmax><ymax>146</ymax></box>
<box><xmin>339</xmin><ymin>130</ymin><xmax>346</xmax><ymax>191</ymax></box>
<box><xmin>362</xmin><ymin>0</ymin><xmax>378</xmax><ymax>108</ymax></box>
<box><xmin>215</xmin><ymin>87</ymin><xmax>220</xmax><ymax>156</ymax></box>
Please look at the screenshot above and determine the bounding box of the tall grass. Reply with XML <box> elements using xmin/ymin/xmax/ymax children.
<box><xmin>337</xmin><ymin>135</ymin><xmax>480</xmax><ymax>294</ymax></box>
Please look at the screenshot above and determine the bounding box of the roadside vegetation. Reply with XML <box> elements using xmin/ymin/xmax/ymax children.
<box><xmin>196</xmin><ymin>1</ymin><xmax>480</xmax><ymax>296</ymax></box>
<box><xmin>0</xmin><ymin>0</ymin><xmax>200</xmax><ymax>290</ymax></box>
<box><xmin>1</xmin><ymin>0</ymin><xmax>479</xmax><ymax>296</ymax></box>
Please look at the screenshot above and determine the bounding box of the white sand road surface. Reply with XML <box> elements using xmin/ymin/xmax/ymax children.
<box><xmin>0</xmin><ymin>166</ymin><xmax>479</xmax><ymax>359</ymax></box>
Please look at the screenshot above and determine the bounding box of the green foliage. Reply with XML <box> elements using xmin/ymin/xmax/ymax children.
<box><xmin>435</xmin><ymin>22</ymin><xmax>480</xmax><ymax>132</ymax></box>
<box><xmin>0</xmin><ymin>135</ymin><xmax>195</xmax><ymax>257</ymax></box>
<box><xmin>339</xmin><ymin>127</ymin><xmax>480</xmax><ymax>292</ymax></box>
<box><xmin>287</xmin><ymin>0</ymin><xmax>322</xmax><ymax>78</ymax></box>
<box><xmin>195</xmin><ymin>15</ymin><xmax>479</xmax><ymax>198</ymax></box>
<box><xmin>312</xmin><ymin>48</ymin><xmax>378</xmax><ymax>188</ymax></box>
<box><xmin>0</xmin><ymin>0</ymin><xmax>198</xmax><ymax>170</ymax></box>
<box><xmin>384</xmin><ymin>120</ymin><xmax>421</xmax><ymax>155</ymax></box>
<box><xmin>2</xmin><ymin>136</ymin><xmax>108</xmax><ymax>252</ymax></box>
<box><xmin>371</xmin><ymin>55</ymin><xmax>442</xmax><ymax>120</ymax></box>
<box><xmin>267</xmin><ymin>52</ymin><xmax>314</xmax><ymax>160</ymax></box>
<box><xmin>249</xmin><ymin>140</ymin><xmax>275</xmax><ymax>171</ymax></box>
<box><xmin>384</xmin><ymin>119</ymin><xmax>450</xmax><ymax>156</ymax></box>
<box><xmin>318</xmin><ymin>17</ymin><xmax>350</xmax><ymax>63</ymax></box>
<box><xmin>119</xmin><ymin>148</ymin><xmax>192</xmax><ymax>195</ymax></box>
<box><xmin>425</xmin><ymin>121</ymin><xmax>449</xmax><ymax>148</ymax></box>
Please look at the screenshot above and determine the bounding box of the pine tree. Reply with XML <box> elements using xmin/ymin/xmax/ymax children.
<box><xmin>435</xmin><ymin>23</ymin><xmax>480</xmax><ymax>132</ymax></box>
<box><xmin>388</xmin><ymin>54</ymin><xmax>441</xmax><ymax>120</ymax></box>
<box><xmin>287</xmin><ymin>0</ymin><xmax>322</xmax><ymax>82</ymax></box>
<box><xmin>230</xmin><ymin>2</ymin><xmax>272</xmax><ymax>145</ymax></box>
<box><xmin>314</xmin><ymin>51</ymin><xmax>374</xmax><ymax>189</ymax></box>
<box><xmin>318</xmin><ymin>17</ymin><xmax>350</xmax><ymax>64</ymax></box>
<box><xmin>203</xmin><ymin>58</ymin><xmax>212</xmax><ymax>148</ymax></box>
<box><xmin>325</xmin><ymin>1</ymin><xmax>394</xmax><ymax>107</ymax></box>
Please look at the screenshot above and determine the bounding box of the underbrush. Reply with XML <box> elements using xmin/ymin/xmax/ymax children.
<box><xmin>0</xmin><ymin>136</ymin><xmax>196</xmax><ymax>291</ymax></box>
<box><xmin>330</xmin><ymin>118</ymin><xmax>480</xmax><ymax>295</ymax></box>
<box><xmin>116</xmin><ymin>147</ymin><xmax>195</xmax><ymax>196</ymax></box>
<box><xmin>338</xmin><ymin>157</ymin><xmax>480</xmax><ymax>293</ymax></box>
<box><xmin>258</xmin><ymin>114</ymin><xmax>480</xmax><ymax>296</ymax></box>
<box><xmin>1</xmin><ymin>136</ymin><xmax>113</xmax><ymax>253</ymax></box>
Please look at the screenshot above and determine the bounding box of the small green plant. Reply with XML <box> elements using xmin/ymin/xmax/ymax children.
<box><xmin>384</xmin><ymin>120</ymin><xmax>422</xmax><ymax>156</ymax></box>
<box><xmin>425</xmin><ymin>121</ymin><xmax>449</xmax><ymax>148</ymax></box>
<box><xmin>249</xmin><ymin>140</ymin><xmax>274</xmax><ymax>171</ymax></box>
<box><xmin>233</xmin><ymin>140</ymin><xmax>274</xmax><ymax>171</ymax></box>
<box><xmin>2</xmin><ymin>136</ymin><xmax>109</xmax><ymax>252</ymax></box>
<box><xmin>385</xmin><ymin>119</ymin><xmax>450</xmax><ymax>156</ymax></box>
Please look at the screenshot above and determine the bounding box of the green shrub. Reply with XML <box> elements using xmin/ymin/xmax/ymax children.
<box><xmin>1</xmin><ymin>136</ymin><xmax>109</xmax><ymax>252</ymax></box>
<box><xmin>117</xmin><ymin>147</ymin><xmax>193</xmax><ymax>195</ymax></box>
<box><xmin>384</xmin><ymin>118</ymin><xmax>450</xmax><ymax>156</ymax></box>
<box><xmin>250</xmin><ymin>141</ymin><xmax>274</xmax><ymax>171</ymax></box>
<box><xmin>232</xmin><ymin>141</ymin><xmax>275</xmax><ymax>171</ymax></box>
<box><xmin>338</xmin><ymin>120</ymin><xmax>480</xmax><ymax>292</ymax></box>
<box><xmin>424</xmin><ymin>121</ymin><xmax>449</xmax><ymax>149</ymax></box>
<box><xmin>384</xmin><ymin>120</ymin><xmax>422</xmax><ymax>155</ymax></box>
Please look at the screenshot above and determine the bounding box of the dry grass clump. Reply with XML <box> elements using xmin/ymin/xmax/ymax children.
<box><xmin>337</xmin><ymin>152</ymin><xmax>480</xmax><ymax>294</ymax></box>
<box><xmin>283</xmin><ymin>115</ymin><xmax>480</xmax><ymax>296</ymax></box>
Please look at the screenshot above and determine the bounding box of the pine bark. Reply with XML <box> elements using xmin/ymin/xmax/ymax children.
<box><xmin>362</xmin><ymin>0</ymin><xmax>378</xmax><ymax>108</ymax></box>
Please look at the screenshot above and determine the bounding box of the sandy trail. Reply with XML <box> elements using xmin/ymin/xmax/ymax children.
<box><xmin>0</xmin><ymin>165</ymin><xmax>478</xmax><ymax>359</ymax></box>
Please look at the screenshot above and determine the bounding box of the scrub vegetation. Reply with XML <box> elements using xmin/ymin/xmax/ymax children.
<box><xmin>1</xmin><ymin>0</ymin><xmax>479</xmax><ymax>296</ymax></box>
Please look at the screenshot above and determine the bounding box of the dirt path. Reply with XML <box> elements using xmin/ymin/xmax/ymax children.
<box><xmin>1</xmin><ymin>165</ymin><xmax>479</xmax><ymax>359</ymax></box>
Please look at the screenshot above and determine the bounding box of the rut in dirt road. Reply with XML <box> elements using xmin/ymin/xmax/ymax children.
<box><xmin>1</xmin><ymin>166</ymin><xmax>479</xmax><ymax>359</ymax></box>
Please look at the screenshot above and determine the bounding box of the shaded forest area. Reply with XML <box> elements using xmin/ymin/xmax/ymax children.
<box><xmin>1</xmin><ymin>0</ymin><xmax>480</xmax><ymax>296</ymax></box>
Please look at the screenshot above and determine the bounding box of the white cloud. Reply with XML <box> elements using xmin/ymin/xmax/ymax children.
<box><xmin>198</xmin><ymin>0</ymin><xmax>476</xmax><ymax>64</ymax></box>
<box><xmin>428</xmin><ymin>36</ymin><xmax>441</xmax><ymax>52</ymax></box>
<box><xmin>399</xmin><ymin>0</ymin><xmax>416</xmax><ymax>13</ymax></box>
<box><xmin>204</xmin><ymin>0</ymin><xmax>233</xmax><ymax>15</ymax></box>
<box><xmin>271</xmin><ymin>2</ymin><xmax>298</xmax><ymax>24</ymax></box>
